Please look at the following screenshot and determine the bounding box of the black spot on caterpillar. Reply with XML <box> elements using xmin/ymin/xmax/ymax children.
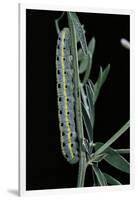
<box><xmin>56</xmin><ymin>28</ymin><xmax>79</xmax><ymax>164</ymax></box>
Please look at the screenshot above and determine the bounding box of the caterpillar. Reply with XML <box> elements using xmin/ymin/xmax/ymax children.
<box><xmin>56</xmin><ymin>27</ymin><xmax>79</xmax><ymax>164</ymax></box>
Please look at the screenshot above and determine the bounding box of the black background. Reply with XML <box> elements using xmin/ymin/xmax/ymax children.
<box><xmin>26</xmin><ymin>9</ymin><xmax>130</xmax><ymax>190</ymax></box>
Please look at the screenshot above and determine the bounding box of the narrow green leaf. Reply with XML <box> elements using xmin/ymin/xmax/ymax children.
<box><xmin>94</xmin><ymin>67</ymin><xmax>103</xmax><ymax>103</ymax></box>
<box><xmin>92</xmin><ymin>164</ymin><xmax>107</xmax><ymax>186</ymax></box>
<box><xmin>80</xmin><ymin>38</ymin><xmax>96</xmax><ymax>84</ymax></box>
<box><xmin>78</xmin><ymin>48</ymin><xmax>84</xmax><ymax>61</ymax></box>
<box><xmin>103</xmin><ymin>173</ymin><xmax>121</xmax><ymax>185</ymax></box>
<box><xmin>81</xmin><ymin>52</ymin><xmax>92</xmax><ymax>84</ymax></box>
<box><xmin>94</xmin><ymin>143</ymin><xmax>130</xmax><ymax>174</ymax></box>
<box><xmin>79</xmin><ymin>54</ymin><xmax>90</xmax><ymax>74</ymax></box>
<box><xmin>80</xmin><ymin>83</ymin><xmax>89</xmax><ymax>113</ymax></box>
<box><xmin>94</xmin><ymin>64</ymin><xmax>110</xmax><ymax>103</ymax></box>
<box><xmin>82</xmin><ymin>103</ymin><xmax>93</xmax><ymax>142</ymax></box>
<box><xmin>69</xmin><ymin>12</ymin><xmax>92</xmax><ymax>83</ymax></box>
<box><xmin>69</xmin><ymin>12</ymin><xmax>88</xmax><ymax>55</ymax></box>
<box><xmin>101</xmin><ymin>64</ymin><xmax>110</xmax><ymax>85</ymax></box>
<box><xmin>88</xmin><ymin>79</ymin><xmax>95</xmax><ymax>95</ymax></box>
<box><xmin>115</xmin><ymin>149</ymin><xmax>130</xmax><ymax>154</ymax></box>
<box><xmin>88</xmin><ymin>37</ymin><xmax>96</xmax><ymax>58</ymax></box>
<box><xmin>85</xmin><ymin>84</ymin><xmax>95</xmax><ymax>127</ymax></box>
<box><xmin>91</xmin><ymin>167</ymin><xmax>97</xmax><ymax>186</ymax></box>
<box><xmin>94</xmin><ymin>121</ymin><xmax>130</xmax><ymax>156</ymax></box>
<box><xmin>90</xmin><ymin>153</ymin><xmax>108</xmax><ymax>163</ymax></box>
<box><xmin>80</xmin><ymin>38</ymin><xmax>96</xmax><ymax>83</ymax></box>
<box><xmin>79</xmin><ymin>37</ymin><xmax>95</xmax><ymax>74</ymax></box>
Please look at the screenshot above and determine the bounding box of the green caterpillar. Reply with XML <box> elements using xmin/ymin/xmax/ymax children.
<box><xmin>56</xmin><ymin>28</ymin><xmax>79</xmax><ymax>164</ymax></box>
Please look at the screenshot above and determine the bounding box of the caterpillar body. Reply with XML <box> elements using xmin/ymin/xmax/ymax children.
<box><xmin>56</xmin><ymin>28</ymin><xmax>79</xmax><ymax>164</ymax></box>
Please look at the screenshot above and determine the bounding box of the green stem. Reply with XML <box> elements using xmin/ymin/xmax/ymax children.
<box><xmin>67</xmin><ymin>12</ymin><xmax>87</xmax><ymax>187</ymax></box>
<box><xmin>77</xmin><ymin>152</ymin><xmax>87</xmax><ymax>187</ymax></box>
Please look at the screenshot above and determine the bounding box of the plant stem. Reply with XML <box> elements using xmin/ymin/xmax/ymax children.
<box><xmin>67</xmin><ymin>12</ymin><xmax>87</xmax><ymax>187</ymax></box>
<box><xmin>77</xmin><ymin>151</ymin><xmax>87</xmax><ymax>187</ymax></box>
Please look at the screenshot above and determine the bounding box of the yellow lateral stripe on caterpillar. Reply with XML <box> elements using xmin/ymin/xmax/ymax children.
<box><xmin>56</xmin><ymin>47</ymin><xmax>66</xmax><ymax>159</ymax></box>
<box><xmin>61</xmin><ymin>31</ymin><xmax>74</xmax><ymax>160</ymax></box>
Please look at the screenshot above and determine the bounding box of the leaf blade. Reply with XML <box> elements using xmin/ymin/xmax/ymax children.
<box><xmin>79</xmin><ymin>37</ymin><xmax>95</xmax><ymax>75</ymax></box>
<box><xmin>103</xmin><ymin>173</ymin><xmax>122</xmax><ymax>185</ymax></box>
<box><xmin>85</xmin><ymin>84</ymin><xmax>95</xmax><ymax>127</ymax></box>
<box><xmin>94</xmin><ymin>121</ymin><xmax>130</xmax><ymax>156</ymax></box>
<box><xmin>69</xmin><ymin>12</ymin><xmax>88</xmax><ymax>55</ymax></box>
<box><xmin>79</xmin><ymin>54</ymin><xmax>90</xmax><ymax>74</ymax></box>
<box><xmin>88</xmin><ymin>37</ymin><xmax>96</xmax><ymax>58</ymax></box>
<box><xmin>92</xmin><ymin>164</ymin><xmax>107</xmax><ymax>186</ymax></box>
<box><xmin>81</xmin><ymin>103</ymin><xmax>93</xmax><ymax>142</ymax></box>
<box><xmin>94</xmin><ymin>64</ymin><xmax>110</xmax><ymax>103</ymax></box>
<box><xmin>94</xmin><ymin>142</ymin><xmax>130</xmax><ymax>174</ymax></box>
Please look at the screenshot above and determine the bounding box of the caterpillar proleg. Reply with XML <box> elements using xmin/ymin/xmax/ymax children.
<box><xmin>56</xmin><ymin>28</ymin><xmax>79</xmax><ymax>164</ymax></box>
